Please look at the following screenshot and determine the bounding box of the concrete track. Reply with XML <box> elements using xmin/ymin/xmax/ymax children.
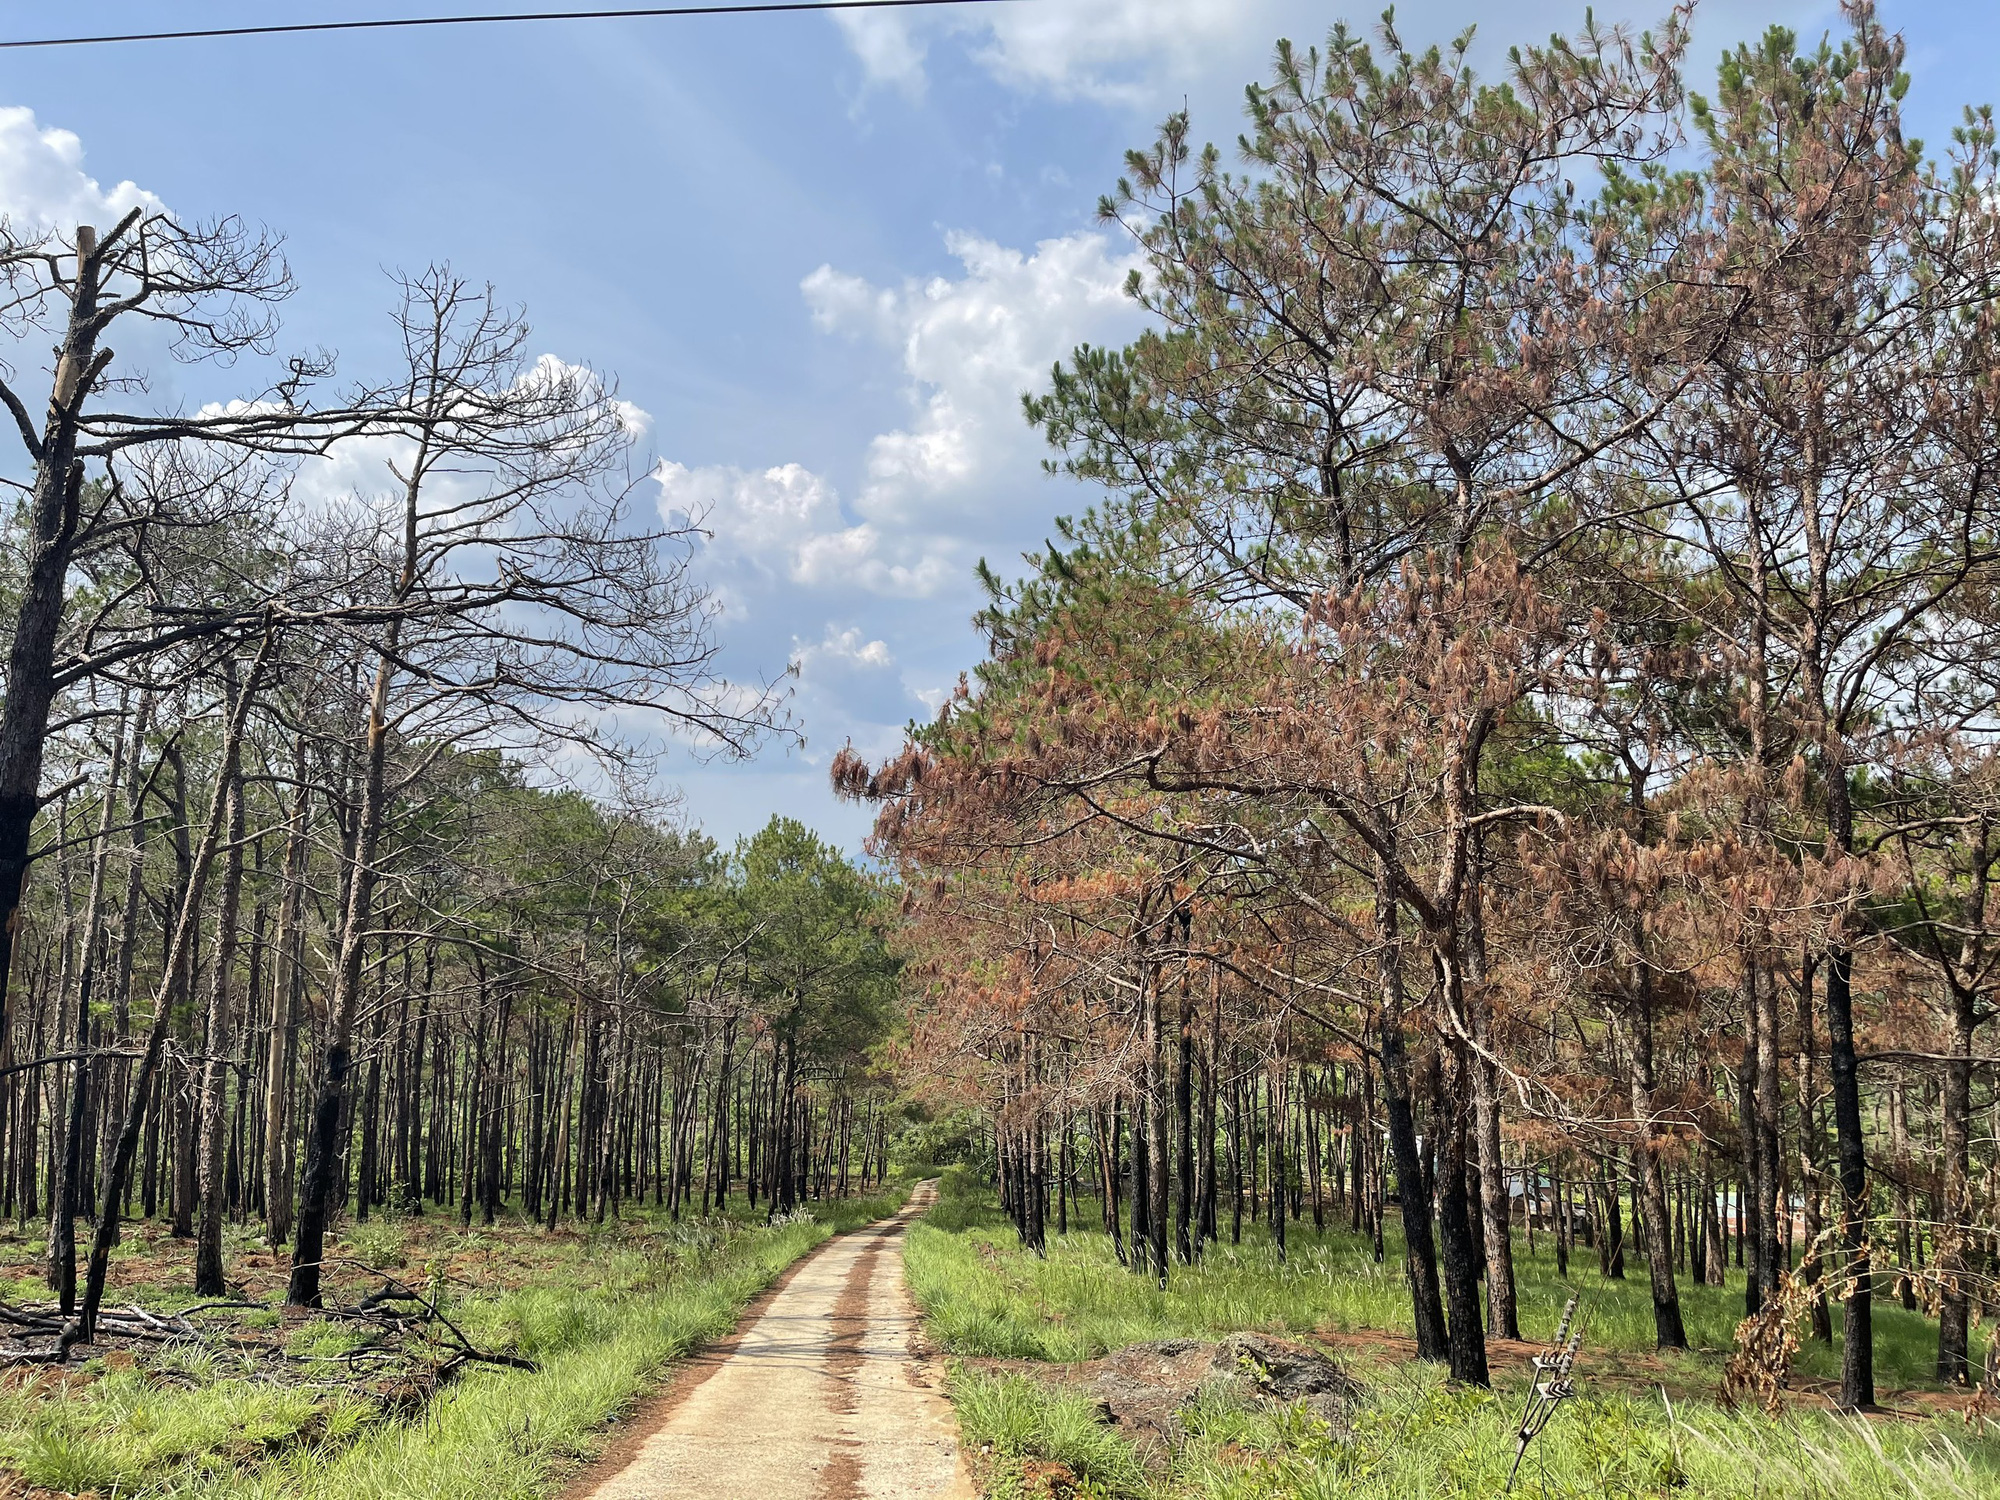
<box><xmin>577</xmin><ymin>1184</ymin><xmax>973</xmax><ymax>1500</ymax></box>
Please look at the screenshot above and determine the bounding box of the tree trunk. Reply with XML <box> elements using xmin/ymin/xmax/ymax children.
<box><xmin>1937</xmin><ymin>989</ymin><xmax>1975</xmax><ymax>1384</ymax></box>
<box><xmin>194</xmin><ymin>760</ymin><xmax>247</xmax><ymax>1296</ymax></box>
<box><xmin>48</xmin><ymin>711</ymin><xmax>124</xmax><ymax>1310</ymax></box>
<box><xmin>1379</xmin><ymin>860</ymin><xmax>1448</xmax><ymax>1361</ymax></box>
<box><xmin>1613</xmin><ymin>995</ymin><xmax>1686</xmax><ymax>1348</ymax></box>
<box><xmin>0</xmin><ymin>227</ymin><xmax>115</xmax><ymax>1051</ymax></box>
<box><xmin>68</xmin><ymin>636</ymin><xmax>267</xmax><ymax>1349</ymax></box>
<box><xmin>288</xmin><ymin>620</ymin><xmax>399</xmax><ymax>1308</ymax></box>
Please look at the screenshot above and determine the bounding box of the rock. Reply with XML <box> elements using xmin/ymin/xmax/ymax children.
<box><xmin>1077</xmin><ymin>1340</ymin><xmax>1218</xmax><ymax>1456</ymax></box>
<box><xmin>1040</xmin><ymin>1334</ymin><xmax>1361</xmax><ymax>1467</ymax></box>
<box><xmin>1206</xmin><ymin>1334</ymin><xmax>1361</xmax><ymax>1423</ymax></box>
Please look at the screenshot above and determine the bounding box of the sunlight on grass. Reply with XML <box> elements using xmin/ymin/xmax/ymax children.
<box><xmin>915</xmin><ymin>1170</ymin><xmax>2000</xmax><ymax>1500</ymax></box>
<box><xmin>907</xmin><ymin>1168</ymin><xmax>1983</xmax><ymax>1390</ymax></box>
<box><xmin>0</xmin><ymin>1184</ymin><xmax>908</xmax><ymax>1498</ymax></box>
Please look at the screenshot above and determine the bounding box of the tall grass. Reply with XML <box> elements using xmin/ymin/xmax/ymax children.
<box><xmin>0</xmin><ymin>1184</ymin><xmax>907</xmax><ymax>1498</ymax></box>
<box><xmin>1169</xmin><ymin>1362</ymin><xmax>2000</xmax><ymax>1500</ymax></box>
<box><xmin>951</xmin><ymin>1361</ymin><xmax>2000</xmax><ymax>1500</ymax></box>
<box><xmin>907</xmin><ymin>1168</ymin><xmax>1980</xmax><ymax>1390</ymax></box>
<box><xmin>915</xmin><ymin>1171</ymin><xmax>2000</xmax><ymax>1500</ymax></box>
<box><xmin>952</xmin><ymin>1368</ymin><xmax>1151</xmax><ymax>1498</ymax></box>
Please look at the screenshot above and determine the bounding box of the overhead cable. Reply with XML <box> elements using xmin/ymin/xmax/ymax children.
<box><xmin>0</xmin><ymin>0</ymin><xmax>1019</xmax><ymax>52</ymax></box>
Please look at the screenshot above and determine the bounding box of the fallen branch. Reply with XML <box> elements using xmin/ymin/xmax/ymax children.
<box><xmin>321</xmin><ymin>1262</ymin><xmax>538</xmax><ymax>1376</ymax></box>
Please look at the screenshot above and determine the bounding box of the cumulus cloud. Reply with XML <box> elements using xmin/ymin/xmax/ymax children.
<box><xmin>790</xmin><ymin>625</ymin><xmax>917</xmax><ymax>747</ymax></box>
<box><xmin>662</xmin><ymin>228</ymin><xmax>1144</xmax><ymax>608</ymax></box>
<box><xmin>803</xmin><ymin>229</ymin><xmax>1143</xmax><ymax>529</ymax></box>
<box><xmin>0</xmin><ymin>105</ymin><xmax>161</xmax><ymax>230</ymax></box>
<box><xmin>835</xmin><ymin>1</ymin><xmax>1795</xmax><ymax>110</ymax></box>
<box><xmin>968</xmin><ymin>0</ymin><xmax>1277</xmax><ymax>103</ymax></box>
<box><xmin>657</xmin><ymin>459</ymin><xmax>954</xmax><ymax>600</ymax></box>
<box><xmin>654</xmin><ymin>226</ymin><xmax>1149</xmax><ymax>803</ymax></box>
<box><xmin>798</xmin><ymin>626</ymin><xmax>894</xmax><ymax>672</ymax></box>
<box><xmin>279</xmin><ymin>355</ymin><xmax>642</xmax><ymax>525</ymax></box>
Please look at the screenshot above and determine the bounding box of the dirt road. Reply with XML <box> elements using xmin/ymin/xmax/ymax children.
<box><xmin>577</xmin><ymin>1184</ymin><xmax>973</xmax><ymax>1500</ymax></box>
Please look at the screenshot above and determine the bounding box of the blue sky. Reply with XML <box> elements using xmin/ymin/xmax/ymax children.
<box><xmin>0</xmin><ymin>0</ymin><xmax>1989</xmax><ymax>852</ymax></box>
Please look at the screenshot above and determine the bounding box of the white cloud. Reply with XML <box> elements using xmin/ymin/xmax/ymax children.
<box><xmin>656</xmin><ymin>227</ymin><xmax>1149</xmax><ymax>800</ymax></box>
<box><xmin>0</xmin><ymin>105</ymin><xmax>161</xmax><ymax>230</ymax></box>
<box><xmin>796</xmin><ymin>625</ymin><xmax>895</xmax><ymax>673</ymax></box>
<box><xmin>664</xmin><ymin>228</ymin><xmax>1144</xmax><ymax>606</ymax></box>
<box><xmin>657</xmin><ymin>459</ymin><xmax>954</xmax><ymax>599</ymax></box>
<box><xmin>803</xmin><ymin>229</ymin><xmax>1144</xmax><ymax>531</ymax></box>
<box><xmin>838</xmin><ymin>0</ymin><xmax>1287</xmax><ymax>104</ymax></box>
<box><xmin>969</xmin><ymin>0</ymin><xmax>1272</xmax><ymax>104</ymax></box>
<box><xmin>835</xmin><ymin>2</ymin><xmax>1830</xmax><ymax>112</ymax></box>
<box><xmin>834</xmin><ymin>11</ymin><xmax>930</xmax><ymax>101</ymax></box>
<box><xmin>786</xmin><ymin>625</ymin><xmax>937</xmax><ymax>761</ymax></box>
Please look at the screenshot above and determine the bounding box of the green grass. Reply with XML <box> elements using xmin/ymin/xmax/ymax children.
<box><xmin>2</xmin><ymin>1370</ymin><xmax>378</xmax><ymax>1497</ymax></box>
<box><xmin>0</xmin><ymin>1183</ymin><xmax>910</xmax><ymax>1499</ymax></box>
<box><xmin>913</xmin><ymin>1171</ymin><xmax>2000</xmax><ymax>1500</ymax></box>
<box><xmin>907</xmin><ymin>1169</ymin><xmax>1982</xmax><ymax>1390</ymax></box>
<box><xmin>1169</xmin><ymin>1363</ymin><xmax>1999</xmax><ymax>1500</ymax></box>
<box><xmin>953</xmin><ymin>1367</ymin><xmax>1152</xmax><ymax>1498</ymax></box>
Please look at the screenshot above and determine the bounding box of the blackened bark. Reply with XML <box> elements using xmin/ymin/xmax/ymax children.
<box><xmin>1614</xmin><ymin>994</ymin><xmax>1686</xmax><ymax>1348</ymax></box>
<box><xmin>194</xmin><ymin>764</ymin><xmax>246</xmax><ymax>1296</ymax></box>
<box><xmin>289</xmin><ymin>619</ymin><xmax>398</xmax><ymax>1308</ymax></box>
<box><xmin>69</xmin><ymin>636</ymin><xmax>267</xmax><ymax>1348</ymax></box>
<box><xmin>1434</xmin><ymin>1054</ymin><xmax>1489</xmax><ymax>1386</ymax></box>
<box><xmin>1175</xmin><ymin>977</ymin><xmax>1194</xmax><ymax>1265</ymax></box>
<box><xmin>0</xmin><ymin>224</ymin><xmax>123</xmax><ymax>1050</ymax></box>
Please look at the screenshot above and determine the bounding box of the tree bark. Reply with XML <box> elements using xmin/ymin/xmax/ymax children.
<box><xmin>194</xmin><ymin>758</ymin><xmax>247</xmax><ymax>1296</ymax></box>
<box><xmin>0</xmin><ymin>223</ymin><xmax>121</xmax><ymax>1048</ymax></box>
<box><xmin>68</xmin><ymin>634</ymin><xmax>267</xmax><ymax>1348</ymax></box>
<box><xmin>48</xmin><ymin>710</ymin><xmax>124</xmax><ymax>1311</ymax></box>
<box><xmin>1612</xmin><ymin>994</ymin><xmax>1686</xmax><ymax>1348</ymax></box>
<box><xmin>1378</xmin><ymin>858</ymin><xmax>1448</xmax><ymax>1361</ymax></box>
<box><xmin>288</xmin><ymin>618</ymin><xmax>399</xmax><ymax>1308</ymax></box>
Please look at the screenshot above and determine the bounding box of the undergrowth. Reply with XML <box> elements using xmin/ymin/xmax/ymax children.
<box><xmin>0</xmin><ymin>1181</ymin><xmax>908</xmax><ymax>1498</ymax></box>
<box><xmin>915</xmin><ymin>1170</ymin><xmax>2000</xmax><ymax>1500</ymax></box>
<box><xmin>949</xmin><ymin>1360</ymin><xmax>2000</xmax><ymax>1500</ymax></box>
<box><xmin>906</xmin><ymin>1168</ymin><xmax>1982</xmax><ymax>1390</ymax></box>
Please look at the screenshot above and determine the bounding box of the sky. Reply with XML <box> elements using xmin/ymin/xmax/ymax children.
<box><xmin>0</xmin><ymin>0</ymin><xmax>1992</xmax><ymax>853</ymax></box>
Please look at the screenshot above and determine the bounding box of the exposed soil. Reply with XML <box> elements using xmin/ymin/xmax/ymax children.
<box><xmin>569</xmin><ymin>1183</ymin><xmax>974</xmax><ymax>1500</ymax></box>
<box><xmin>1109</xmin><ymin>1336</ymin><xmax>1351</xmax><ymax>1458</ymax></box>
<box><xmin>974</xmin><ymin>1334</ymin><xmax>1361</xmax><ymax>1468</ymax></box>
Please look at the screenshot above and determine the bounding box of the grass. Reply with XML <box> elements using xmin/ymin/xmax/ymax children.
<box><xmin>911</xmin><ymin>1170</ymin><xmax>2000</xmax><ymax>1500</ymax></box>
<box><xmin>949</xmin><ymin>1361</ymin><xmax>2000</xmax><ymax>1500</ymax></box>
<box><xmin>906</xmin><ymin>1169</ymin><xmax>1984</xmax><ymax>1391</ymax></box>
<box><xmin>952</xmin><ymin>1368</ymin><xmax>1151</xmax><ymax>1498</ymax></box>
<box><xmin>0</xmin><ymin>1183</ymin><xmax>909</xmax><ymax>1498</ymax></box>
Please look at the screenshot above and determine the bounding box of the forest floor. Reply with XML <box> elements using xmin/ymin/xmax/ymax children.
<box><xmin>0</xmin><ymin>1181</ymin><xmax>909</xmax><ymax>1499</ymax></box>
<box><xmin>905</xmin><ymin>1170</ymin><xmax>2000</xmax><ymax>1500</ymax></box>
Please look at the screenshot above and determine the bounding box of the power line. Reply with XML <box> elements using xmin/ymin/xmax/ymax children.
<box><xmin>0</xmin><ymin>0</ymin><xmax>1019</xmax><ymax>52</ymax></box>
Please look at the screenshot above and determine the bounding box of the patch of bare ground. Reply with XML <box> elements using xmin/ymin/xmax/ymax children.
<box><xmin>969</xmin><ymin>1333</ymin><xmax>1362</xmax><ymax>1469</ymax></box>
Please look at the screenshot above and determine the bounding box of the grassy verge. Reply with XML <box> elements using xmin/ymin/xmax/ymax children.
<box><xmin>0</xmin><ymin>1183</ymin><xmax>907</xmax><ymax>1498</ymax></box>
<box><xmin>912</xmin><ymin>1170</ymin><xmax>2000</xmax><ymax>1500</ymax></box>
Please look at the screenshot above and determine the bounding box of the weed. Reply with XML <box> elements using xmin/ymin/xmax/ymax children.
<box><xmin>952</xmin><ymin>1366</ymin><xmax>1150</xmax><ymax>1499</ymax></box>
<box><xmin>344</xmin><ymin>1219</ymin><xmax>412</xmax><ymax>1272</ymax></box>
<box><xmin>284</xmin><ymin>1319</ymin><xmax>378</xmax><ymax>1360</ymax></box>
<box><xmin>914</xmin><ymin>1173</ymin><xmax>2000</xmax><ymax>1500</ymax></box>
